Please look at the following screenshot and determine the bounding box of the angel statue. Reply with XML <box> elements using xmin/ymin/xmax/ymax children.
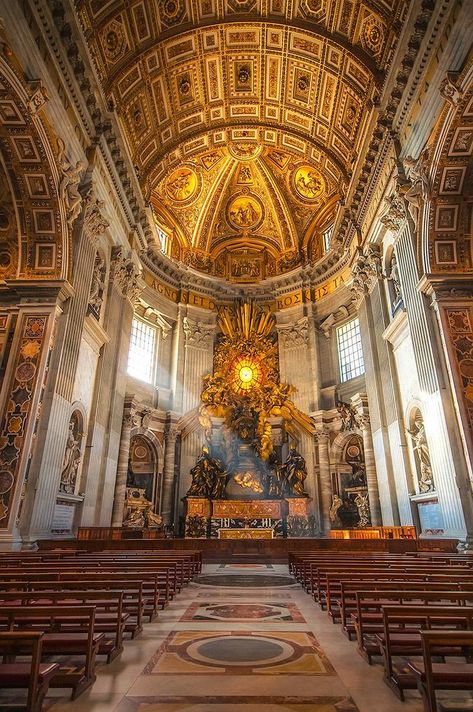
<box><xmin>402</xmin><ymin>150</ymin><xmax>431</xmax><ymax>227</ymax></box>
<box><xmin>57</xmin><ymin>138</ymin><xmax>87</xmax><ymax>226</ymax></box>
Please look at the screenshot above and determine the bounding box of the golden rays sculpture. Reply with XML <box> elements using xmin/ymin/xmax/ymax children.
<box><xmin>199</xmin><ymin>302</ymin><xmax>314</xmax><ymax>460</ymax></box>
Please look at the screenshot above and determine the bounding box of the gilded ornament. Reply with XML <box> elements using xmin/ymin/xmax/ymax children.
<box><xmin>227</xmin><ymin>195</ymin><xmax>263</xmax><ymax>230</ymax></box>
<box><xmin>166</xmin><ymin>166</ymin><xmax>199</xmax><ymax>202</ymax></box>
<box><xmin>293</xmin><ymin>165</ymin><xmax>325</xmax><ymax>201</ymax></box>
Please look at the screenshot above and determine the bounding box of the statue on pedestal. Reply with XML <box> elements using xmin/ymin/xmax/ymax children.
<box><xmin>60</xmin><ymin>417</ymin><xmax>81</xmax><ymax>495</ymax></box>
<box><xmin>280</xmin><ymin>446</ymin><xmax>308</xmax><ymax>497</ymax></box>
<box><xmin>407</xmin><ymin>414</ymin><xmax>434</xmax><ymax>493</ymax></box>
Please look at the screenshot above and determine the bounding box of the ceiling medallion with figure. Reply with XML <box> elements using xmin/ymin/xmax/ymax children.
<box><xmin>292</xmin><ymin>164</ymin><xmax>326</xmax><ymax>202</ymax></box>
<box><xmin>226</xmin><ymin>194</ymin><xmax>264</xmax><ymax>231</ymax></box>
<box><xmin>165</xmin><ymin>165</ymin><xmax>200</xmax><ymax>203</ymax></box>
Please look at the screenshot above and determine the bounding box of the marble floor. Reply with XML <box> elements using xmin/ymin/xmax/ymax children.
<box><xmin>45</xmin><ymin>563</ymin><xmax>425</xmax><ymax>712</ymax></box>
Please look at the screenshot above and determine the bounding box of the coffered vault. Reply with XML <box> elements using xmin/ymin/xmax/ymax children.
<box><xmin>75</xmin><ymin>0</ymin><xmax>409</xmax><ymax>281</ymax></box>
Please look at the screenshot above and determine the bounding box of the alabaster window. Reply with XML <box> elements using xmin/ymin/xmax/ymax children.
<box><xmin>337</xmin><ymin>318</ymin><xmax>365</xmax><ymax>383</ymax></box>
<box><xmin>127</xmin><ymin>318</ymin><xmax>157</xmax><ymax>384</ymax></box>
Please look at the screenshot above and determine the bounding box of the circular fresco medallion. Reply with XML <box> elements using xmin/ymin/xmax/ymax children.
<box><xmin>134</xmin><ymin>445</ymin><xmax>148</xmax><ymax>459</ymax></box>
<box><xmin>293</xmin><ymin>165</ymin><xmax>325</xmax><ymax>201</ymax></box>
<box><xmin>0</xmin><ymin>470</ymin><xmax>13</xmax><ymax>495</ymax></box>
<box><xmin>227</xmin><ymin>195</ymin><xmax>263</xmax><ymax>231</ymax></box>
<box><xmin>15</xmin><ymin>361</ymin><xmax>36</xmax><ymax>382</ymax></box>
<box><xmin>346</xmin><ymin>444</ymin><xmax>361</xmax><ymax>458</ymax></box>
<box><xmin>165</xmin><ymin>166</ymin><xmax>199</xmax><ymax>203</ymax></box>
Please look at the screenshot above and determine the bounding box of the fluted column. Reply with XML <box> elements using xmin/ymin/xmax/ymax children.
<box><xmin>161</xmin><ymin>427</ymin><xmax>179</xmax><ymax>525</ymax></box>
<box><xmin>111</xmin><ymin>411</ymin><xmax>134</xmax><ymax>526</ymax></box>
<box><xmin>316</xmin><ymin>430</ymin><xmax>332</xmax><ymax>534</ymax></box>
<box><xmin>351</xmin><ymin>394</ymin><xmax>382</xmax><ymax>525</ymax></box>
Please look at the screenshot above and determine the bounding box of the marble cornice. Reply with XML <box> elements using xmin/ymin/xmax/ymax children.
<box><xmin>2</xmin><ymin>279</ymin><xmax>75</xmax><ymax>305</ymax></box>
<box><xmin>142</xmin><ymin>244</ymin><xmax>350</xmax><ymax>306</ymax></box>
<box><xmin>418</xmin><ymin>274</ymin><xmax>473</xmax><ymax>303</ymax></box>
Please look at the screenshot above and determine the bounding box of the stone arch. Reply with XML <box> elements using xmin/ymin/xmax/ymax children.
<box><xmin>423</xmin><ymin>69</ymin><xmax>473</xmax><ymax>274</ymax></box>
<box><xmin>128</xmin><ymin>428</ymin><xmax>163</xmax><ymax>512</ymax></box>
<box><xmin>0</xmin><ymin>56</ymin><xmax>70</xmax><ymax>281</ymax></box>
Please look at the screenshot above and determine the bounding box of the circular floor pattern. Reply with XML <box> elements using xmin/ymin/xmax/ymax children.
<box><xmin>187</xmin><ymin>635</ymin><xmax>294</xmax><ymax>667</ymax></box>
<box><xmin>195</xmin><ymin>574</ymin><xmax>295</xmax><ymax>587</ymax></box>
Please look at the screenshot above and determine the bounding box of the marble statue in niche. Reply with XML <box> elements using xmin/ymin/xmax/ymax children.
<box><xmin>88</xmin><ymin>252</ymin><xmax>106</xmax><ymax>318</ymax></box>
<box><xmin>407</xmin><ymin>411</ymin><xmax>434</xmax><ymax>493</ymax></box>
<box><xmin>387</xmin><ymin>251</ymin><xmax>403</xmax><ymax>315</ymax></box>
<box><xmin>60</xmin><ymin>414</ymin><xmax>82</xmax><ymax>494</ymax></box>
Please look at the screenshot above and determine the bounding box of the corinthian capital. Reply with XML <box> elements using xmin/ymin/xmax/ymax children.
<box><xmin>82</xmin><ymin>186</ymin><xmax>110</xmax><ymax>240</ymax></box>
<box><xmin>277</xmin><ymin>317</ymin><xmax>309</xmax><ymax>349</ymax></box>
<box><xmin>351</xmin><ymin>245</ymin><xmax>382</xmax><ymax>298</ymax></box>
<box><xmin>183</xmin><ymin>317</ymin><xmax>215</xmax><ymax>348</ymax></box>
<box><xmin>111</xmin><ymin>247</ymin><xmax>143</xmax><ymax>303</ymax></box>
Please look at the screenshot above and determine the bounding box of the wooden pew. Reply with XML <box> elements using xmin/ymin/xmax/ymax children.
<box><xmin>0</xmin><ymin>590</ymin><xmax>127</xmax><ymax>663</ymax></box>
<box><xmin>377</xmin><ymin>605</ymin><xmax>473</xmax><ymax>699</ymax></box>
<box><xmin>0</xmin><ymin>631</ymin><xmax>59</xmax><ymax>712</ymax></box>
<box><xmin>353</xmin><ymin>590</ymin><xmax>473</xmax><ymax>663</ymax></box>
<box><xmin>338</xmin><ymin>583</ymin><xmax>473</xmax><ymax>639</ymax></box>
<box><xmin>19</xmin><ymin>578</ymin><xmax>146</xmax><ymax>638</ymax></box>
<box><xmin>408</xmin><ymin>630</ymin><xmax>473</xmax><ymax>712</ymax></box>
<box><xmin>0</xmin><ymin>605</ymin><xmax>103</xmax><ymax>699</ymax></box>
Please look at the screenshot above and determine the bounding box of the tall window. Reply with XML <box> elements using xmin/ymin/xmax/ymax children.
<box><xmin>127</xmin><ymin>318</ymin><xmax>156</xmax><ymax>384</ymax></box>
<box><xmin>323</xmin><ymin>225</ymin><xmax>333</xmax><ymax>253</ymax></box>
<box><xmin>337</xmin><ymin>318</ymin><xmax>365</xmax><ymax>383</ymax></box>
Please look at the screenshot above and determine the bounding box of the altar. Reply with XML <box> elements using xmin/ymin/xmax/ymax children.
<box><xmin>184</xmin><ymin>496</ymin><xmax>312</xmax><ymax>539</ymax></box>
<box><xmin>182</xmin><ymin>303</ymin><xmax>317</xmax><ymax>540</ymax></box>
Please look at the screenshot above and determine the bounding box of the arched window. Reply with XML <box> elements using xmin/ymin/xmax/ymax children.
<box><xmin>127</xmin><ymin>318</ymin><xmax>157</xmax><ymax>384</ymax></box>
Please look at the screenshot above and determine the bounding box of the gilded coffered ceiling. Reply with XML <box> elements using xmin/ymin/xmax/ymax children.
<box><xmin>75</xmin><ymin>0</ymin><xmax>410</xmax><ymax>281</ymax></box>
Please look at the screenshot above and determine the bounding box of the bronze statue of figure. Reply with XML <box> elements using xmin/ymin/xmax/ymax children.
<box><xmin>186</xmin><ymin>445</ymin><xmax>228</xmax><ymax>499</ymax></box>
<box><xmin>281</xmin><ymin>445</ymin><xmax>308</xmax><ymax>497</ymax></box>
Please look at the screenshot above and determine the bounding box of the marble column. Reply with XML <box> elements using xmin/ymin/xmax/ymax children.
<box><xmin>394</xmin><ymin>220</ymin><xmax>468</xmax><ymax>539</ymax></box>
<box><xmin>161</xmin><ymin>427</ymin><xmax>179</xmax><ymax>525</ymax></box>
<box><xmin>316</xmin><ymin>430</ymin><xmax>332</xmax><ymax>534</ymax></box>
<box><xmin>0</xmin><ymin>290</ymin><xmax>67</xmax><ymax>548</ymax></box>
<box><xmin>111</xmin><ymin>410</ymin><xmax>134</xmax><ymax>526</ymax></box>
<box><xmin>351</xmin><ymin>394</ymin><xmax>382</xmax><ymax>525</ymax></box>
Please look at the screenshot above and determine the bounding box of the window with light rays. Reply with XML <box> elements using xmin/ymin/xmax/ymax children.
<box><xmin>337</xmin><ymin>318</ymin><xmax>365</xmax><ymax>383</ymax></box>
<box><xmin>127</xmin><ymin>318</ymin><xmax>157</xmax><ymax>384</ymax></box>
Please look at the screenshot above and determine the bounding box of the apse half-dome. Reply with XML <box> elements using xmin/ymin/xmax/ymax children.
<box><xmin>151</xmin><ymin>143</ymin><xmax>339</xmax><ymax>281</ymax></box>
